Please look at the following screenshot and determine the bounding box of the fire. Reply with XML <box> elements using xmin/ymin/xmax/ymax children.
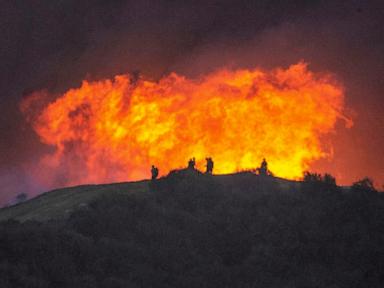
<box><xmin>21</xmin><ymin>62</ymin><xmax>349</xmax><ymax>187</ymax></box>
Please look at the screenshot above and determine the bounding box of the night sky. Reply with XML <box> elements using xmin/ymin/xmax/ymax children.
<box><xmin>1</xmin><ymin>0</ymin><xmax>383</xmax><ymax>203</ymax></box>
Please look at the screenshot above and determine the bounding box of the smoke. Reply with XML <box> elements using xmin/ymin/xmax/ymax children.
<box><xmin>1</xmin><ymin>0</ymin><xmax>383</xmax><ymax>202</ymax></box>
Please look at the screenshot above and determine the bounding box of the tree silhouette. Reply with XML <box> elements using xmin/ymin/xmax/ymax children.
<box><xmin>352</xmin><ymin>177</ymin><xmax>376</xmax><ymax>193</ymax></box>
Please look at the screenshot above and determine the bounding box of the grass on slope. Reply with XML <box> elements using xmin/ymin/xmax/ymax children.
<box><xmin>0</xmin><ymin>171</ymin><xmax>300</xmax><ymax>223</ymax></box>
<box><xmin>0</xmin><ymin>180</ymin><xmax>149</xmax><ymax>222</ymax></box>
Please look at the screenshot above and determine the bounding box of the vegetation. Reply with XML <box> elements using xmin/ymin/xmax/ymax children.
<box><xmin>0</xmin><ymin>170</ymin><xmax>383</xmax><ymax>287</ymax></box>
<box><xmin>0</xmin><ymin>181</ymin><xmax>149</xmax><ymax>222</ymax></box>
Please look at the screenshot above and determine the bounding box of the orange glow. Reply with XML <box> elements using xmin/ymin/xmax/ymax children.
<box><xmin>21</xmin><ymin>62</ymin><xmax>350</xmax><ymax>187</ymax></box>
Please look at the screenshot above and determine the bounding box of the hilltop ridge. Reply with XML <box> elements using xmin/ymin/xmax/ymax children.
<box><xmin>0</xmin><ymin>171</ymin><xmax>296</xmax><ymax>222</ymax></box>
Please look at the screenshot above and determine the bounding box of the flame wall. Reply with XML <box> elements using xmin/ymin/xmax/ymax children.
<box><xmin>21</xmin><ymin>62</ymin><xmax>349</xmax><ymax>187</ymax></box>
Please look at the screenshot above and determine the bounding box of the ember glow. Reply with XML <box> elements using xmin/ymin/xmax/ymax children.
<box><xmin>21</xmin><ymin>62</ymin><xmax>350</xmax><ymax>187</ymax></box>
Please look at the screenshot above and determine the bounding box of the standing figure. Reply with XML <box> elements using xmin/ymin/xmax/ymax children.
<box><xmin>259</xmin><ymin>158</ymin><xmax>268</xmax><ymax>176</ymax></box>
<box><xmin>151</xmin><ymin>165</ymin><xmax>159</xmax><ymax>180</ymax></box>
<box><xmin>188</xmin><ymin>157</ymin><xmax>196</xmax><ymax>169</ymax></box>
<box><xmin>205</xmin><ymin>157</ymin><xmax>214</xmax><ymax>174</ymax></box>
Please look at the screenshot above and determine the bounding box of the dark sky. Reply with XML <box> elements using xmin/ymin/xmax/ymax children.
<box><xmin>1</xmin><ymin>0</ymin><xmax>383</xmax><ymax>203</ymax></box>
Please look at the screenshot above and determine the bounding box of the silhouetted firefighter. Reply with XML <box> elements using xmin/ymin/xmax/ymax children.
<box><xmin>258</xmin><ymin>158</ymin><xmax>268</xmax><ymax>176</ymax></box>
<box><xmin>205</xmin><ymin>157</ymin><xmax>214</xmax><ymax>174</ymax></box>
<box><xmin>188</xmin><ymin>158</ymin><xmax>196</xmax><ymax>169</ymax></box>
<box><xmin>151</xmin><ymin>165</ymin><xmax>159</xmax><ymax>180</ymax></box>
<box><xmin>130</xmin><ymin>70</ymin><xmax>141</xmax><ymax>85</ymax></box>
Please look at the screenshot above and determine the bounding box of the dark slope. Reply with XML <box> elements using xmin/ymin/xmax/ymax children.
<box><xmin>0</xmin><ymin>180</ymin><xmax>149</xmax><ymax>222</ymax></box>
<box><xmin>0</xmin><ymin>170</ymin><xmax>383</xmax><ymax>288</ymax></box>
<box><xmin>0</xmin><ymin>171</ymin><xmax>296</xmax><ymax>222</ymax></box>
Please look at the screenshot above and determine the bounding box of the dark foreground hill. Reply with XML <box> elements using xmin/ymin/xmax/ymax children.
<box><xmin>0</xmin><ymin>170</ymin><xmax>383</xmax><ymax>288</ymax></box>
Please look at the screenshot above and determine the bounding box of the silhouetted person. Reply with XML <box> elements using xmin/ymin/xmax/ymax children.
<box><xmin>188</xmin><ymin>158</ymin><xmax>196</xmax><ymax>169</ymax></box>
<box><xmin>259</xmin><ymin>158</ymin><xmax>268</xmax><ymax>176</ymax></box>
<box><xmin>205</xmin><ymin>157</ymin><xmax>214</xmax><ymax>174</ymax></box>
<box><xmin>130</xmin><ymin>70</ymin><xmax>141</xmax><ymax>85</ymax></box>
<box><xmin>151</xmin><ymin>165</ymin><xmax>159</xmax><ymax>180</ymax></box>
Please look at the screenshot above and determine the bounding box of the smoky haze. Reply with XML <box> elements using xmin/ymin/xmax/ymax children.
<box><xmin>1</xmin><ymin>0</ymin><xmax>383</xmax><ymax>203</ymax></box>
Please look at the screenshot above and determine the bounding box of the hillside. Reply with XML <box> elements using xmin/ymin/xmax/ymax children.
<box><xmin>0</xmin><ymin>172</ymin><xmax>296</xmax><ymax>222</ymax></box>
<box><xmin>0</xmin><ymin>180</ymin><xmax>149</xmax><ymax>222</ymax></box>
<box><xmin>0</xmin><ymin>170</ymin><xmax>383</xmax><ymax>288</ymax></box>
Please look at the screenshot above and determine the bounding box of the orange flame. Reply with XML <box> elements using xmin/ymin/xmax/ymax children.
<box><xmin>21</xmin><ymin>62</ymin><xmax>349</xmax><ymax>187</ymax></box>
